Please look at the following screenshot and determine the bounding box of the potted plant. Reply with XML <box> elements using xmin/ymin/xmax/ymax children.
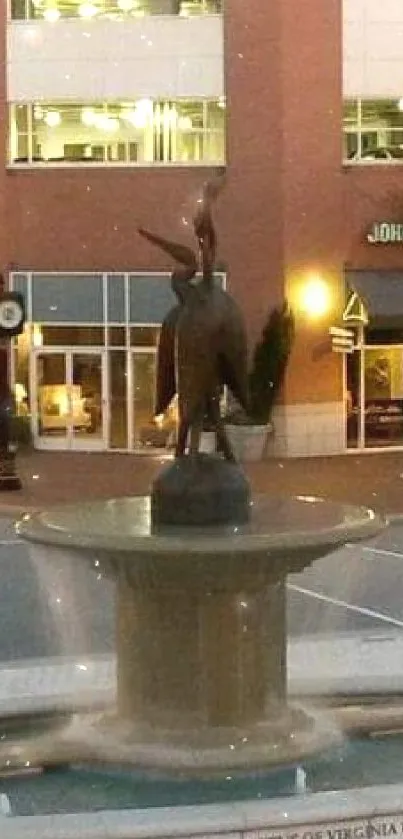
<box><xmin>224</xmin><ymin>301</ymin><xmax>295</xmax><ymax>461</ymax></box>
<box><xmin>11</xmin><ymin>413</ymin><xmax>33</xmax><ymax>451</ymax></box>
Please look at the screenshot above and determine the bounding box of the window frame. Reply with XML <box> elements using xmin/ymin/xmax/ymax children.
<box><xmin>8</xmin><ymin>99</ymin><xmax>226</xmax><ymax>168</ymax></box>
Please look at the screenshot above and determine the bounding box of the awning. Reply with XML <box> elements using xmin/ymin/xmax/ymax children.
<box><xmin>345</xmin><ymin>270</ymin><xmax>403</xmax><ymax>328</ymax></box>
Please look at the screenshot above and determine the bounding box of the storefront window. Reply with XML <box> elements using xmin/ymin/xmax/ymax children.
<box><xmin>343</xmin><ymin>98</ymin><xmax>403</xmax><ymax>162</ymax></box>
<box><xmin>9</xmin><ymin>100</ymin><xmax>225</xmax><ymax>166</ymax></box>
<box><xmin>42</xmin><ymin>326</ymin><xmax>105</xmax><ymax>345</ymax></box>
<box><xmin>347</xmin><ymin>342</ymin><xmax>403</xmax><ymax>449</ymax></box>
<box><xmin>108</xmin><ymin>351</ymin><xmax>128</xmax><ymax>448</ymax></box>
<box><xmin>363</xmin><ymin>347</ymin><xmax>403</xmax><ymax>448</ymax></box>
<box><xmin>8</xmin><ymin>0</ymin><xmax>221</xmax><ymax>20</ymax></box>
<box><xmin>130</xmin><ymin>327</ymin><xmax>160</xmax><ymax>346</ymax></box>
<box><xmin>9</xmin><ymin>273</ymin><xmax>179</xmax><ymax>453</ymax></box>
<box><xmin>13</xmin><ymin>328</ymin><xmax>31</xmax><ymax>417</ymax></box>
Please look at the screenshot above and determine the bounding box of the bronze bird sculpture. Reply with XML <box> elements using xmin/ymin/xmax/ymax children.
<box><xmin>138</xmin><ymin>175</ymin><xmax>249</xmax><ymax>461</ymax></box>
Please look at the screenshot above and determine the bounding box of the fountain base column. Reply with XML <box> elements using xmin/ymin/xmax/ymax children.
<box><xmin>116</xmin><ymin>578</ymin><xmax>287</xmax><ymax>728</ymax></box>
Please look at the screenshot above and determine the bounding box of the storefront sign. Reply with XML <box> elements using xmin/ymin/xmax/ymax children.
<box><xmin>367</xmin><ymin>222</ymin><xmax>403</xmax><ymax>243</ymax></box>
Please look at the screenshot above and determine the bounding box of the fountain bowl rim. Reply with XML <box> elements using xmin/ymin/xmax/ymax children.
<box><xmin>15</xmin><ymin>494</ymin><xmax>386</xmax><ymax>558</ymax></box>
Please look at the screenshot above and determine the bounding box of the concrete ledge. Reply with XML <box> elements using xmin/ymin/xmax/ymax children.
<box><xmin>3</xmin><ymin>783</ymin><xmax>403</xmax><ymax>839</ymax></box>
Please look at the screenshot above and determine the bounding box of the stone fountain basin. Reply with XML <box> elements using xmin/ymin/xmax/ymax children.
<box><xmin>7</xmin><ymin>493</ymin><xmax>387</xmax><ymax>779</ymax></box>
<box><xmin>16</xmin><ymin>494</ymin><xmax>384</xmax><ymax>587</ymax></box>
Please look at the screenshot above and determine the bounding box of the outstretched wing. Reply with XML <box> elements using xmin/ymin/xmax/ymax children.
<box><xmin>155</xmin><ymin>304</ymin><xmax>180</xmax><ymax>416</ymax></box>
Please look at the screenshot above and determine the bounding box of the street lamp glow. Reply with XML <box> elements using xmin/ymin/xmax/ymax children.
<box><xmin>300</xmin><ymin>276</ymin><xmax>330</xmax><ymax>318</ymax></box>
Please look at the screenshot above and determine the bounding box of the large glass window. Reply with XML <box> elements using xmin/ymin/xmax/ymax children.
<box><xmin>346</xmin><ymin>336</ymin><xmax>403</xmax><ymax>450</ymax></box>
<box><xmin>343</xmin><ymin>99</ymin><xmax>403</xmax><ymax>163</ymax></box>
<box><xmin>9</xmin><ymin>0</ymin><xmax>221</xmax><ymax>21</ymax></box>
<box><xmin>9</xmin><ymin>99</ymin><xmax>226</xmax><ymax>166</ymax></box>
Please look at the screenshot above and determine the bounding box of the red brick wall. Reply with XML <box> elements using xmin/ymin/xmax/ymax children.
<box><xmin>280</xmin><ymin>0</ymin><xmax>345</xmax><ymax>404</ymax></box>
<box><xmin>222</xmin><ymin>0</ymin><xmax>284</xmax><ymax>343</ymax></box>
<box><xmin>224</xmin><ymin>0</ymin><xmax>345</xmax><ymax>404</ymax></box>
<box><xmin>4</xmin><ymin>167</ymin><xmax>213</xmax><ymax>273</ymax></box>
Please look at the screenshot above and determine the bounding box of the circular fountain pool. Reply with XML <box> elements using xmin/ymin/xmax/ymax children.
<box><xmin>1</xmin><ymin>732</ymin><xmax>403</xmax><ymax>816</ymax></box>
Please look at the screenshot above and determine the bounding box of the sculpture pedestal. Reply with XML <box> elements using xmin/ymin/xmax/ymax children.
<box><xmin>117</xmin><ymin>581</ymin><xmax>286</xmax><ymax>727</ymax></box>
<box><xmin>151</xmin><ymin>454</ymin><xmax>251</xmax><ymax>527</ymax></box>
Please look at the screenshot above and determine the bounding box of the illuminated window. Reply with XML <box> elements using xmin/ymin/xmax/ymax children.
<box><xmin>343</xmin><ymin>99</ymin><xmax>403</xmax><ymax>163</ymax></box>
<box><xmin>8</xmin><ymin>0</ymin><xmax>221</xmax><ymax>21</ymax></box>
<box><xmin>9</xmin><ymin>100</ymin><xmax>226</xmax><ymax>166</ymax></box>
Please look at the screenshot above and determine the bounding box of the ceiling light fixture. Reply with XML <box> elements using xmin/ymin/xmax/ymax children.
<box><xmin>43</xmin><ymin>7</ymin><xmax>60</xmax><ymax>21</ymax></box>
<box><xmin>78</xmin><ymin>2</ymin><xmax>98</xmax><ymax>17</ymax></box>
<box><xmin>44</xmin><ymin>110</ymin><xmax>61</xmax><ymax>127</ymax></box>
<box><xmin>81</xmin><ymin>107</ymin><xmax>96</xmax><ymax>126</ymax></box>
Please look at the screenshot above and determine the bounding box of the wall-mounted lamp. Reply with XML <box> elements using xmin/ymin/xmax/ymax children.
<box><xmin>299</xmin><ymin>274</ymin><xmax>331</xmax><ymax>318</ymax></box>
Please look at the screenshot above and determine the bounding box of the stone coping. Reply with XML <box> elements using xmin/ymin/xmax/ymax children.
<box><xmin>1</xmin><ymin>630</ymin><xmax>403</xmax><ymax>719</ymax></box>
<box><xmin>2</xmin><ymin>783</ymin><xmax>403</xmax><ymax>839</ymax></box>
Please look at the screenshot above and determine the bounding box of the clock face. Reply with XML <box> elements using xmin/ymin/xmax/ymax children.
<box><xmin>0</xmin><ymin>299</ymin><xmax>24</xmax><ymax>332</ymax></box>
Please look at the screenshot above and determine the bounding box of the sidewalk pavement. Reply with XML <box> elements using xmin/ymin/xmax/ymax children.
<box><xmin>1</xmin><ymin>448</ymin><xmax>403</xmax><ymax>519</ymax></box>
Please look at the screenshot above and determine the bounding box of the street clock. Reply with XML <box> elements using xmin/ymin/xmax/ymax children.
<box><xmin>0</xmin><ymin>293</ymin><xmax>25</xmax><ymax>337</ymax></box>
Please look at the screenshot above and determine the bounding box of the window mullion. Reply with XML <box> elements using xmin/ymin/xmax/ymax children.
<box><xmin>357</xmin><ymin>99</ymin><xmax>362</xmax><ymax>159</ymax></box>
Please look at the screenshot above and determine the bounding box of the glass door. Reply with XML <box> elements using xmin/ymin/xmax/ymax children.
<box><xmin>33</xmin><ymin>349</ymin><xmax>107</xmax><ymax>450</ymax></box>
<box><xmin>131</xmin><ymin>350</ymin><xmax>158</xmax><ymax>451</ymax></box>
<box><xmin>130</xmin><ymin>348</ymin><xmax>178</xmax><ymax>452</ymax></box>
<box><xmin>71</xmin><ymin>352</ymin><xmax>106</xmax><ymax>449</ymax></box>
<box><xmin>34</xmin><ymin>351</ymin><xmax>69</xmax><ymax>449</ymax></box>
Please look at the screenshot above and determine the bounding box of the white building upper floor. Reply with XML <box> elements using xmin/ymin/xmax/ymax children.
<box><xmin>7</xmin><ymin>0</ymin><xmax>403</xmax><ymax>102</ymax></box>
<box><xmin>7</xmin><ymin>0</ymin><xmax>403</xmax><ymax>167</ymax></box>
<box><xmin>6</xmin><ymin>0</ymin><xmax>224</xmax><ymax>165</ymax></box>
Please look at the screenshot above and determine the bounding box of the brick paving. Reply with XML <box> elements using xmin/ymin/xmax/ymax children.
<box><xmin>1</xmin><ymin>448</ymin><xmax>403</xmax><ymax>517</ymax></box>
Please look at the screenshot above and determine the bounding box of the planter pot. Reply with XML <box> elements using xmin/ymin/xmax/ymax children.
<box><xmin>199</xmin><ymin>431</ymin><xmax>216</xmax><ymax>454</ymax></box>
<box><xmin>225</xmin><ymin>423</ymin><xmax>272</xmax><ymax>462</ymax></box>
